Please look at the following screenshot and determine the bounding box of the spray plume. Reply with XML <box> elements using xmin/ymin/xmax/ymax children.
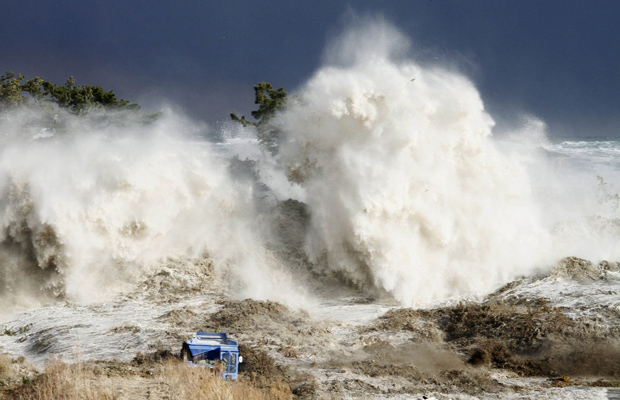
<box><xmin>0</xmin><ymin>109</ymin><xmax>305</xmax><ymax>314</ymax></box>
<box><xmin>2</xmin><ymin>20</ymin><xmax>619</xmax><ymax>314</ymax></box>
<box><xmin>279</xmin><ymin>21</ymin><xmax>552</xmax><ymax>305</ymax></box>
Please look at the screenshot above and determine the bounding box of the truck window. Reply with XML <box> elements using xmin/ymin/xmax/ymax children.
<box><xmin>230</xmin><ymin>354</ymin><xmax>237</xmax><ymax>372</ymax></box>
<box><xmin>222</xmin><ymin>353</ymin><xmax>234</xmax><ymax>374</ymax></box>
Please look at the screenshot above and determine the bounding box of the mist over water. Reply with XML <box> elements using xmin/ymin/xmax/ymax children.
<box><xmin>1</xmin><ymin>21</ymin><xmax>619</xmax><ymax>314</ymax></box>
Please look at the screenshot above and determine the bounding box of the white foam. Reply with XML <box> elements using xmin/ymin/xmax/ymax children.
<box><xmin>0</xmin><ymin>109</ymin><xmax>307</xmax><ymax>314</ymax></box>
<box><xmin>278</xmin><ymin>21</ymin><xmax>552</xmax><ymax>306</ymax></box>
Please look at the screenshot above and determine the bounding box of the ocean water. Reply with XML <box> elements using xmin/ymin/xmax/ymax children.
<box><xmin>545</xmin><ymin>139</ymin><xmax>620</xmax><ymax>172</ymax></box>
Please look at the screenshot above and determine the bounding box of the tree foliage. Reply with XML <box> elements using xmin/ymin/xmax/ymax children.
<box><xmin>0</xmin><ymin>72</ymin><xmax>140</xmax><ymax>116</ymax></box>
<box><xmin>230</xmin><ymin>82</ymin><xmax>287</xmax><ymax>154</ymax></box>
<box><xmin>0</xmin><ymin>72</ymin><xmax>31</xmax><ymax>109</ymax></box>
<box><xmin>0</xmin><ymin>72</ymin><xmax>159</xmax><ymax>135</ymax></box>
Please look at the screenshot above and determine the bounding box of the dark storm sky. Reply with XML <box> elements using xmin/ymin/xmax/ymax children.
<box><xmin>2</xmin><ymin>1</ymin><xmax>619</xmax><ymax>138</ymax></box>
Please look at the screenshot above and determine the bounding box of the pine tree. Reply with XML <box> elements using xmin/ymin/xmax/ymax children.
<box><xmin>230</xmin><ymin>82</ymin><xmax>287</xmax><ymax>154</ymax></box>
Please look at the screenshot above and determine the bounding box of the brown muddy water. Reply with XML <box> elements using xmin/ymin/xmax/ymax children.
<box><xmin>2</xmin><ymin>256</ymin><xmax>620</xmax><ymax>399</ymax></box>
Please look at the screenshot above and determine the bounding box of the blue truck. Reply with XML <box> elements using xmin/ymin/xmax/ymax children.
<box><xmin>181</xmin><ymin>332</ymin><xmax>241</xmax><ymax>380</ymax></box>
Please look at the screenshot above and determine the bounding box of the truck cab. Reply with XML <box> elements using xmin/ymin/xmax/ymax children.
<box><xmin>181</xmin><ymin>332</ymin><xmax>241</xmax><ymax>380</ymax></box>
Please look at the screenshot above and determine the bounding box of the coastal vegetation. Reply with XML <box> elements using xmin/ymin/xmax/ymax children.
<box><xmin>0</xmin><ymin>72</ymin><xmax>159</xmax><ymax>131</ymax></box>
<box><xmin>0</xmin><ymin>72</ymin><xmax>139</xmax><ymax>116</ymax></box>
<box><xmin>230</xmin><ymin>82</ymin><xmax>287</xmax><ymax>154</ymax></box>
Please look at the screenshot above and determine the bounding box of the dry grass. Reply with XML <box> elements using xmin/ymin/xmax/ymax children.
<box><xmin>1</xmin><ymin>357</ymin><xmax>294</xmax><ymax>400</ymax></box>
<box><xmin>2</xmin><ymin>358</ymin><xmax>117</xmax><ymax>400</ymax></box>
<box><xmin>161</xmin><ymin>359</ymin><xmax>293</xmax><ymax>400</ymax></box>
<box><xmin>0</xmin><ymin>354</ymin><xmax>11</xmax><ymax>382</ymax></box>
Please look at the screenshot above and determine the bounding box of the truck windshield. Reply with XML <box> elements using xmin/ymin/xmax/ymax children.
<box><xmin>230</xmin><ymin>354</ymin><xmax>237</xmax><ymax>373</ymax></box>
<box><xmin>222</xmin><ymin>353</ymin><xmax>236</xmax><ymax>374</ymax></box>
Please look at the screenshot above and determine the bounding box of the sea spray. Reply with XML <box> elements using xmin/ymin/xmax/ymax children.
<box><xmin>3</xmin><ymin>23</ymin><xmax>618</xmax><ymax>315</ymax></box>
<box><xmin>0</xmin><ymin>110</ymin><xmax>305</xmax><ymax>313</ymax></box>
<box><xmin>279</xmin><ymin>22</ymin><xmax>551</xmax><ymax>305</ymax></box>
<box><xmin>494</xmin><ymin>120</ymin><xmax>620</xmax><ymax>263</ymax></box>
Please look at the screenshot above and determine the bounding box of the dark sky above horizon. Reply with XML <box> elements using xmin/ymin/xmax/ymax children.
<box><xmin>2</xmin><ymin>1</ymin><xmax>619</xmax><ymax>139</ymax></box>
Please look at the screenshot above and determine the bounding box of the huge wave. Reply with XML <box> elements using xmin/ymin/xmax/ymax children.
<box><xmin>278</xmin><ymin>22</ymin><xmax>551</xmax><ymax>305</ymax></box>
<box><xmin>1</xmin><ymin>20</ymin><xmax>619</xmax><ymax>313</ymax></box>
<box><xmin>0</xmin><ymin>110</ymin><xmax>305</xmax><ymax>314</ymax></box>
